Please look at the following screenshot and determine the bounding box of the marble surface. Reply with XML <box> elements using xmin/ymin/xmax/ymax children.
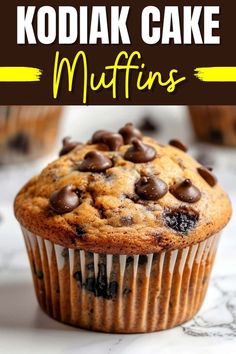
<box><xmin>0</xmin><ymin>106</ymin><xmax>236</xmax><ymax>353</ymax></box>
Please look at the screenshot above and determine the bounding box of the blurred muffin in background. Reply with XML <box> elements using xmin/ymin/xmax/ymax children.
<box><xmin>189</xmin><ymin>106</ymin><xmax>236</xmax><ymax>147</ymax></box>
<box><xmin>0</xmin><ymin>106</ymin><xmax>62</xmax><ymax>164</ymax></box>
<box><xmin>138</xmin><ymin>115</ymin><xmax>161</xmax><ymax>138</ymax></box>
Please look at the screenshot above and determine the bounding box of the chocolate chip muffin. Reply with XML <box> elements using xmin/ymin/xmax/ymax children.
<box><xmin>189</xmin><ymin>106</ymin><xmax>236</xmax><ymax>147</ymax></box>
<box><xmin>0</xmin><ymin>106</ymin><xmax>62</xmax><ymax>164</ymax></box>
<box><xmin>14</xmin><ymin>123</ymin><xmax>232</xmax><ymax>333</ymax></box>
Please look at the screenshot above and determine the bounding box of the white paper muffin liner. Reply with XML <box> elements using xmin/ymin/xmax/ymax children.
<box><xmin>21</xmin><ymin>226</ymin><xmax>220</xmax><ymax>333</ymax></box>
<box><xmin>0</xmin><ymin>106</ymin><xmax>62</xmax><ymax>164</ymax></box>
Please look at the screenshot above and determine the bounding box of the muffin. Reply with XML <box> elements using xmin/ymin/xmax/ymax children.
<box><xmin>189</xmin><ymin>106</ymin><xmax>236</xmax><ymax>146</ymax></box>
<box><xmin>0</xmin><ymin>106</ymin><xmax>62</xmax><ymax>164</ymax></box>
<box><xmin>14</xmin><ymin>123</ymin><xmax>232</xmax><ymax>333</ymax></box>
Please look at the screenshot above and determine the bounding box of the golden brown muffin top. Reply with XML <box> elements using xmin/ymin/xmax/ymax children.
<box><xmin>14</xmin><ymin>123</ymin><xmax>232</xmax><ymax>254</ymax></box>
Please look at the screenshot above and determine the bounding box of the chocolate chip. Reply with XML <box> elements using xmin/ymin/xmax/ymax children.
<box><xmin>74</xmin><ymin>264</ymin><xmax>118</xmax><ymax>300</ymax></box>
<box><xmin>32</xmin><ymin>260</ymin><xmax>36</xmax><ymax>275</ymax></box>
<box><xmin>124</xmin><ymin>139</ymin><xmax>157</xmax><ymax>163</ymax></box>
<box><xmin>59</xmin><ymin>137</ymin><xmax>81</xmax><ymax>156</ymax></box>
<box><xmin>139</xmin><ymin>117</ymin><xmax>159</xmax><ymax>133</ymax></box>
<box><xmin>126</xmin><ymin>194</ymin><xmax>140</xmax><ymax>203</ymax></box>
<box><xmin>139</xmin><ymin>255</ymin><xmax>148</xmax><ymax>265</ymax></box>
<box><xmin>73</xmin><ymin>271</ymin><xmax>82</xmax><ymax>282</ymax></box>
<box><xmin>91</xmin><ymin>130</ymin><xmax>124</xmax><ymax>151</ymax></box>
<box><xmin>69</xmin><ymin>236</ymin><xmax>76</xmax><ymax>245</ymax></box>
<box><xmin>36</xmin><ymin>270</ymin><xmax>44</xmax><ymax>280</ymax></box>
<box><xmin>96</xmin><ymin>264</ymin><xmax>107</xmax><ymax>297</ymax></box>
<box><xmin>76</xmin><ymin>225</ymin><xmax>86</xmax><ymax>237</ymax></box>
<box><xmin>154</xmin><ymin>234</ymin><xmax>165</xmax><ymax>247</ymax></box>
<box><xmin>107</xmin><ymin>281</ymin><xmax>118</xmax><ymax>298</ymax></box>
<box><xmin>119</xmin><ymin>123</ymin><xmax>143</xmax><ymax>144</ymax></box>
<box><xmin>164</xmin><ymin>210</ymin><xmax>199</xmax><ymax>234</ymax></box>
<box><xmin>61</xmin><ymin>248</ymin><xmax>69</xmax><ymax>259</ymax></box>
<box><xmin>78</xmin><ymin>151</ymin><xmax>113</xmax><ymax>172</ymax></box>
<box><xmin>135</xmin><ymin>176</ymin><xmax>168</xmax><ymax>200</ymax></box>
<box><xmin>153</xmin><ymin>254</ymin><xmax>158</xmax><ymax>261</ymax></box>
<box><xmin>87</xmin><ymin>263</ymin><xmax>94</xmax><ymax>271</ymax></box>
<box><xmin>91</xmin><ymin>130</ymin><xmax>109</xmax><ymax>144</ymax></box>
<box><xmin>101</xmin><ymin>133</ymin><xmax>124</xmax><ymax>151</ymax></box>
<box><xmin>209</xmin><ymin>129</ymin><xmax>223</xmax><ymax>144</ymax></box>
<box><xmin>86</xmin><ymin>277</ymin><xmax>96</xmax><ymax>292</ymax></box>
<box><xmin>49</xmin><ymin>184</ymin><xmax>80</xmax><ymax>214</ymax></box>
<box><xmin>123</xmin><ymin>288</ymin><xmax>132</xmax><ymax>295</ymax></box>
<box><xmin>97</xmin><ymin>206</ymin><xmax>107</xmax><ymax>219</ymax></box>
<box><xmin>8</xmin><ymin>133</ymin><xmax>30</xmax><ymax>154</ymax></box>
<box><xmin>170</xmin><ymin>179</ymin><xmax>201</xmax><ymax>203</ymax></box>
<box><xmin>169</xmin><ymin>139</ymin><xmax>188</xmax><ymax>152</ymax></box>
<box><xmin>197</xmin><ymin>167</ymin><xmax>217</xmax><ymax>187</ymax></box>
<box><xmin>98</xmin><ymin>263</ymin><xmax>106</xmax><ymax>276</ymax></box>
<box><xmin>126</xmin><ymin>256</ymin><xmax>134</xmax><ymax>265</ymax></box>
<box><xmin>120</xmin><ymin>216</ymin><xmax>133</xmax><ymax>226</ymax></box>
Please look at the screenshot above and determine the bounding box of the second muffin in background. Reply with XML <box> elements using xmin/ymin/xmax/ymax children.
<box><xmin>0</xmin><ymin>106</ymin><xmax>62</xmax><ymax>164</ymax></box>
<box><xmin>189</xmin><ymin>105</ymin><xmax>236</xmax><ymax>147</ymax></box>
<box><xmin>14</xmin><ymin>123</ymin><xmax>232</xmax><ymax>333</ymax></box>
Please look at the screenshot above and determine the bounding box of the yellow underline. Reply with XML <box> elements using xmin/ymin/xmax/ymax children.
<box><xmin>194</xmin><ymin>67</ymin><xmax>236</xmax><ymax>82</ymax></box>
<box><xmin>0</xmin><ymin>67</ymin><xmax>42</xmax><ymax>82</ymax></box>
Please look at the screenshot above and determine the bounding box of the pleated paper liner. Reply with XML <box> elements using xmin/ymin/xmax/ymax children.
<box><xmin>22</xmin><ymin>226</ymin><xmax>220</xmax><ymax>333</ymax></box>
<box><xmin>0</xmin><ymin>106</ymin><xmax>62</xmax><ymax>164</ymax></box>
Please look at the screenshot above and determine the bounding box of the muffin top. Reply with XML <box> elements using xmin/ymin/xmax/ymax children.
<box><xmin>14</xmin><ymin>123</ymin><xmax>232</xmax><ymax>254</ymax></box>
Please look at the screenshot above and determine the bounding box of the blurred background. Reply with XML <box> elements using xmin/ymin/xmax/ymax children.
<box><xmin>0</xmin><ymin>106</ymin><xmax>236</xmax><ymax>352</ymax></box>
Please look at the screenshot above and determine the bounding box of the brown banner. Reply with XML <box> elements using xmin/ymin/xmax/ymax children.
<box><xmin>0</xmin><ymin>1</ymin><xmax>235</xmax><ymax>105</ymax></box>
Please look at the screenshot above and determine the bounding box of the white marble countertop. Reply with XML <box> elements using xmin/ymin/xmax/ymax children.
<box><xmin>0</xmin><ymin>106</ymin><xmax>236</xmax><ymax>353</ymax></box>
